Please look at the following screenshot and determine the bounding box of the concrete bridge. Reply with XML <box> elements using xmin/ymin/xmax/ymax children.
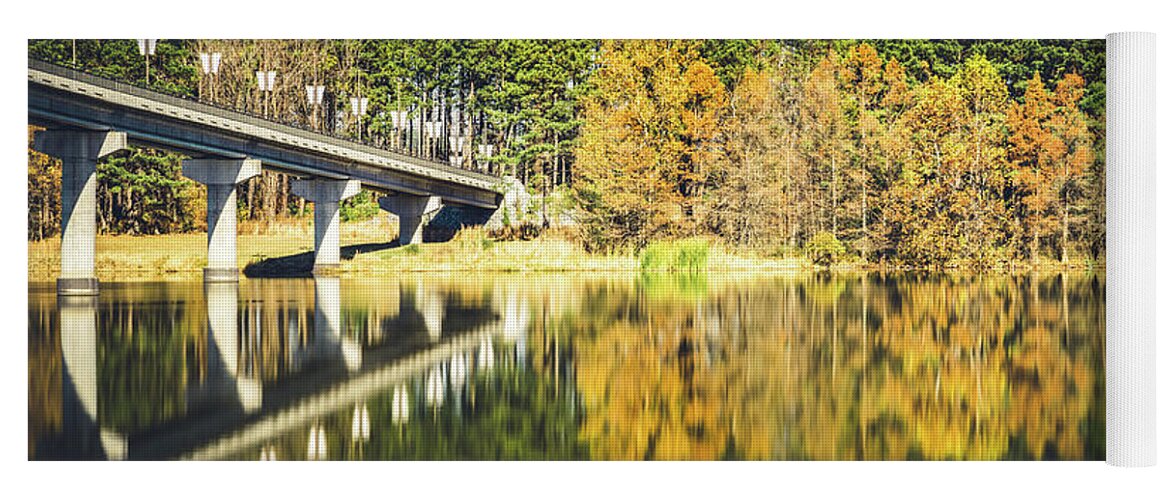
<box><xmin>28</xmin><ymin>58</ymin><xmax>504</xmax><ymax>294</ymax></box>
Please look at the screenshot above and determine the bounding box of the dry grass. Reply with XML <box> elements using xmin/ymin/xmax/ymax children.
<box><xmin>28</xmin><ymin>218</ymin><xmax>397</xmax><ymax>282</ymax></box>
<box><xmin>29</xmin><ymin>219</ymin><xmax>824</xmax><ymax>281</ymax></box>
<box><xmin>341</xmin><ymin>228</ymin><xmax>637</xmax><ymax>274</ymax></box>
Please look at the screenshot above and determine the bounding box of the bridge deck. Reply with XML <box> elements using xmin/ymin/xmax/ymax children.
<box><xmin>28</xmin><ymin>58</ymin><xmax>502</xmax><ymax>209</ymax></box>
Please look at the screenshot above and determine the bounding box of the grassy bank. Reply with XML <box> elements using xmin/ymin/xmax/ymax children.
<box><xmin>27</xmin><ymin>221</ymin><xmax>811</xmax><ymax>281</ymax></box>
<box><xmin>27</xmin><ymin>220</ymin><xmax>1100</xmax><ymax>282</ymax></box>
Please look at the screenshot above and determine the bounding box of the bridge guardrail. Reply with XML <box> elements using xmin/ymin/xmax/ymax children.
<box><xmin>28</xmin><ymin>57</ymin><xmax>501</xmax><ymax>186</ymax></box>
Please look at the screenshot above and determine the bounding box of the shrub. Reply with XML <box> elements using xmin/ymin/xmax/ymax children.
<box><xmin>340</xmin><ymin>190</ymin><xmax>380</xmax><ymax>222</ymax></box>
<box><xmin>806</xmin><ymin>231</ymin><xmax>846</xmax><ymax>266</ymax></box>
<box><xmin>639</xmin><ymin>238</ymin><xmax>710</xmax><ymax>272</ymax></box>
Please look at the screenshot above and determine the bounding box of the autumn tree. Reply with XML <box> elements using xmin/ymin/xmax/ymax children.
<box><xmin>841</xmin><ymin>43</ymin><xmax>886</xmax><ymax>261</ymax></box>
<box><xmin>1007</xmin><ymin>73</ymin><xmax>1059</xmax><ymax>263</ymax></box>
<box><xmin>707</xmin><ymin>66</ymin><xmax>785</xmax><ymax>247</ymax></box>
<box><xmin>950</xmin><ymin>55</ymin><xmax>1011</xmax><ymax>263</ymax></box>
<box><xmin>573</xmin><ymin>40</ymin><xmax>726</xmax><ymax>250</ymax></box>
<box><xmin>28</xmin><ymin>126</ymin><xmax>60</xmax><ymax>240</ymax></box>
<box><xmin>887</xmin><ymin>56</ymin><xmax>1010</xmax><ymax>267</ymax></box>
<box><xmin>868</xmin><ymin>57</ymin><xmax>912</xmax><ymax>259</ymax></box>
<box><xmin>1048</xmin><ymin>73</ymin><xmax>1093</xmax><ymax>263</ymax></box>
<box><xmin>888</xmin><ymin>75</ymin><xmax>967</xmax><ymax>265</ymax></box>
<box><xmin>801</xmin><ymin>51</ymin><xmax>848</xmax><ymax>240</ymax></box>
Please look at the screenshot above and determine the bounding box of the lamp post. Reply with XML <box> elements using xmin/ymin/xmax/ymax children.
<box><xmin>306</xmin><ymin>85</ymin><xmax>325</xmax><ymax>130</ymax></box>
<box><xmin>388</xmin><ymin>110</ymin><xmax>408</xmax><ymax>152</ymax></box>
<box><xmin>476</xmin><ymin>143</ymin><xmax>495</xmax><ymax>173</ymax></box>
<box><xmin>424</xmin><ymin>120</ymin><xmax>442</xmax><ymax>160</ymax></box>
<box><xmin>350</xmin><ymin>96</ymin><xmax>369</xmax><ymax>142</ymax></box>
<box><xmin>137</xmin><ymin>39</ymin><xmax>157</xmax><ymax>86</ymax></box>
<box><xmin>255</xmin><ymin>70</ymin><xmax>277</xmax><ymax>117</ymax></box>
<box><xmin>198</xmin><ymin>52</ymin><xmax>222</xmax><ymax>103</ymax></box>
<box><xmin>448</xmin><ymin>136</ymin><xmax>466</xmax><ymax>168</ymax></box>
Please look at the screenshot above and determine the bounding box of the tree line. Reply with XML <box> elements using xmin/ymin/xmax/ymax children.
<box><xmin>574</xmin><ymin>40</ymin><xmax>1104</xmax><ymax>267</ymax></box>
<box><xmin>27</xmin><ymin>39</ymin><xmax>1105</xmax><ymax>267</ymax></box>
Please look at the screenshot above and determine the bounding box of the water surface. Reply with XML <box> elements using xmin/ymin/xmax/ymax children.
<box><xmin>28</xmin><ymin>272</ymin><xmax>1105</xmax><ymax>460</ymax></box>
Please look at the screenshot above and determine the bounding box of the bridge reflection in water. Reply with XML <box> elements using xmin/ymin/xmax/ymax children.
<box><xmin>28</xmin><ymin>273</ymin><xmax>1105</xmax><ymax>461</ymax></box>
<box><xmin>29</xmin><ymin>276</ymin><xmax>521</xmax><ymax>460</ymax></box>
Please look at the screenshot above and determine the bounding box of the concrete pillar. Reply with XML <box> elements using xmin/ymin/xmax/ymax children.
<box><xmin>182</xmin><ymin>159</ymin><xmax>262</xmax><ymax>282</ymax></box>
<box><xmin>291</xmin><ymin>179</ymin><xmax>361</xmax><ymax>273</ymax></box>
<box><xmin>33</xmin><ymin>130</ymin><xmax>127</xmax><ymax>295</ymax></box>
<box><xmin>379</xmin><ymin>194</ymin><xmax>443</xmax><ymax>246</ymax></box>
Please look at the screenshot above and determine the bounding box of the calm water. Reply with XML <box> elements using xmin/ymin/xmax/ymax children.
<box><xmin>28</xmin><ymin>272</ymin><xmax>1105</xmax><ymax>461</ymax></box>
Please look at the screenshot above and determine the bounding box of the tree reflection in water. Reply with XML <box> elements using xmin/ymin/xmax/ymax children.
<box><xmin>27</xmin><ymin>272</ymin><xmax>1104</xmax><ymax>460</ymax></box>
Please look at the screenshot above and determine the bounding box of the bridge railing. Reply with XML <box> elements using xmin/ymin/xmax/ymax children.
<box><xmin>28</xmin><ymin>57</ymin><xmax>501</xmax><ymax>184</ymax></box>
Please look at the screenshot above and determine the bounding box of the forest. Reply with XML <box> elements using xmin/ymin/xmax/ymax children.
<box><xmin>27</xmin><ymin>39</ymin><xmax>1106</xmax><ymax>268</ymax></box>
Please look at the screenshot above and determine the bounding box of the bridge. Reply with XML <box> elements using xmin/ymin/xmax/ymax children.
<box><xmin>28</xmin><ymin>58</ymin><xmax>504</xmax><ymax>294</ymax></box>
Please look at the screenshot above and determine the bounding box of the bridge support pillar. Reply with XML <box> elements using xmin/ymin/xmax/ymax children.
<box><xmin>33</xmin><ymin>130</ymin><xmax>127</xmax><ymax>296</ymax></box>
<box><xmin>292</xmin><ymin>179</ymin><xmax>362</xmax><ymax>273</ymax></box>
<box><xmin>379</xmin><ymin>194</ymin><xmax>443</xmax><ymax>246</ymax></box>
<box><xmin>182</xmin><ymin>159</ymin><xmax>262</xmax><ymax>282</ymax></box>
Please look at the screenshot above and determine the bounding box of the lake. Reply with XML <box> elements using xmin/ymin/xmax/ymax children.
<box><xmin>27</xmin><ymin>272</ymin><xmax>1105</xmax><ymax>460</ymax></box>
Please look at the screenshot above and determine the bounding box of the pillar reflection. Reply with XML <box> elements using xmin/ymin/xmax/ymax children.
<box><xmin>206</xmin><ymin>281</ymin><xmax>262</xmax><ymax>413</ymax></box>
<box><xmin>314</xmin><ymin>276</ymin><xmax>363</xmax><ymax>372</ymax></box>
<box><xmin>477</xmin><ymin>337</ymin><xmax>495</xmax><ymax>373</ymax></box>
<box><xmin>59</xmin><ymin>295</ymin><xmax>126</xmax><ymax>460</ymax></box>
<box><xmin>499</xmin><ymin>288</ymin><xmax>529</xmax><ymax>365</ymax></box>
<box><xmin>414</xmin><ymin>277</ymin><xmax>444</xmax><ymax>340</ymax></box>
<box><xmin>426</xmin><ymin>365</ymin><xmax>446</xmax><ymax>408</ymax></box>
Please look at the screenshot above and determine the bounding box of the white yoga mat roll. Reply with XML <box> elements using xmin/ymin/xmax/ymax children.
<box><xmin>1106</xmin><ymin>31</ymin><xmax>1156</xmax><ymax>467</ymax></box>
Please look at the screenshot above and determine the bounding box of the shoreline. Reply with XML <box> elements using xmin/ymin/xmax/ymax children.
<box><xmin>27</xmin><ymin>229</ymin><xmax>1104</xmax><ymax>283</ymax></box>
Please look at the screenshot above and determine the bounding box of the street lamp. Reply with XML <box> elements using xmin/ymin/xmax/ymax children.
<box><xmin>350</xmin><ymin>96</ymin><xmax>369</xmax><ymax>141</ymax></box>
<box><xmin>388</xmin><ymin>110</ymin><xmax>408</xmax><ymax>151</ymax></box>
<box><xmin>137</xmin><ymin>39</ymin><xmax>157</xmax><ymax>85</ymax></box>
<box><xmin>448</xmin><ymin>136</ymin><xmax>466</xmax><ymax>168</ymax></box>
<box><xmin>198</xmin><ymin>52</ymin><xmax>222</xmax><ymax>102</ymax></box>
<box><xmin>305</xmin><ymin>85</ymin><xmax>325</xmax><ymax>130</ymax></box>
<box><xmin>255</xmin><ymin>70</ymin><xmax>277</xmax><ymax>117</ymax></box>
<box><xmin>476</xmin><ymin>143</ymin><xmax>495</xmax><ymax>172</ymax></box>
<box><xmin>424</xmin><ymin>121</ymin><xmax>442</xmax><ymax>160</ymax></box>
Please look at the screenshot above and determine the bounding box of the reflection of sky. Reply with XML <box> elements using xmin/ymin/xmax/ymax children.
<box><xmin>28</xmin><ymin>273</ymin><xmax>1105</xmax><ymax>461</ymax></box>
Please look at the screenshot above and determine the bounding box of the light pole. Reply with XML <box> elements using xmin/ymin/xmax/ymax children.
<box><xmin>388</xmin><ymin>110</ymin><xmax>408</xmax><ymax>152</ymax></box>
<box><xmin>137</xmin><ymin>39</ymin><xmax>157</xmax><ymax>86</ymax></box>
<box><xmin>306</xmin><ymin>85</ymin><xmax>325</xmax><ymax>130</ymax></box>
<box><xmin>350</xmin><ymin>97</ymin><xmax>369</xmax><ymax>142</ymax></box>
<box><xmin>448</xmin><ymin>136</ymin><xmax>466</xmax><ymax>168</ymax></box>
<box><xmin>424</xmin><ymin>120</ymin><xmax>442</xmax><ymax>160</ymax></box>
<box><xmin>255</xmin><ymin>70</ymin><xmax>277</xmax><ymax>117</ymax></box>
<box><xmin>198</xmin><ymin>52</ymin><xmax>222</xmax><ymax>102</ymax></box>
<box><xmin>476</xmin><ymin>143</ymin><xmax>495</xmax><ymax>173</ymax></box>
